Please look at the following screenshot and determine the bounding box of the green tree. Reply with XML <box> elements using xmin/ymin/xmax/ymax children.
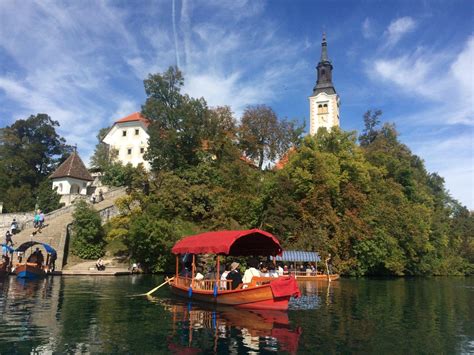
<box><xmin>359</xmin><ymin>109</ymin><xmax>383</xmax><ymax>147</ymax></box>
<box><xmin>89</xmin><ymin>126</ymin><xmax>117</xmax><ymax>171</ymax></box>
<box><xmin>238</xmin><ymin>105</ymin><xmax>303</xmax><ymax>169</ymax></box>
<box><xmin>0</xmin><ymin>114</ymin><xmax>71</xmax><ymax>211</ymax></box>
<box><xmin>71</xmin><ymin>200</ymin><xmax>105</xmax><ymax>259</ymax></box>
<box><xmin>143</xmin><ymin>66</ymin><xmax>211</xmax><ymax>171</ymax></box>
<box><xmin>36</xmin><ymin>179</ymin><xmax>64</xmax><ymax>213</ymax></box>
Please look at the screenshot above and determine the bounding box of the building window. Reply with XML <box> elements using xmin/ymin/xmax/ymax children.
<box><xmin>318</xmin><ymin>104</ymin><xmax>323</xmax><ymax>114</ymax></box>
<box><xmin>322</xmin><ymin>104</ymin><xmax>328</xmax><ymax>114</ymax></box>
<box><xmin>58</xmin><ymin>183</ymin><xmax>63</xmax><ymax>192</ymax></box>
<box><xmin>135</xmin><ymin>129</ymin><xmax>139</xmax><ymax>135</ymax></box>
<box><xmin>122</xmin><ymin>130</ymin><xmax>127</xmax><ymax>137</ymax></box>
<box><xmin>140</xmin><ymin>147</ymin><xmax>144</xmax><ymax>154</ymax></box>
<box><xmin>127</xmin><ymin>148</ymin><xmax>132</xmax><ymax>155</ymax></box>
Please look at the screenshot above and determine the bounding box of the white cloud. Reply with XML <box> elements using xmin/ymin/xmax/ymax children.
<box><xmin>362</xmin><ymin>18</ymin><xmax>374</xmax><ymax>39</ymax></box>
<box><xmin>0</xmin><ymin>0</ymin><xmax>312</xmax><ymax>164</ymax></box>
<box><xmin>409</xmin><ymin>133</ymin><xmax>474</xmax><ymax>208</ymax></box>
<box><xmin>371</xmin><ymin>35</ymin><xmax>473</xmax><ymax>126</ymax></box>
<box><xmin>385</xmin><ymin>16</ymin><xmax>416</xmax><ymax>47</ymax></box>
<box><xmin>368</xmin><ymin>34</ymin><xmax>474</xmax><ymax>208</ymax></box>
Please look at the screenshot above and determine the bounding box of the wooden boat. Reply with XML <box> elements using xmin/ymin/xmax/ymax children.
<box><xmin>14</xmin><ymin>241</ymin><xmax>57</xmax><ymax>279</ymax></box>
<box><xmin>0</xmin><ymin>243</ymin><xmax>15</xmax><ymax>278</ymax></box>
<box><xmin>273</xmin><ymin>250</ymin><xmax>340</xmax><ymax>281</ymax></box>
<box><xmin>169</xmin><ymin>229</ymin><xmax>301</xmax><ymax>311</ymax></box>
<box><xmin>290</xmin><ymin>272</ymin><xmax>340</xmax><ymax>281</ymax></box>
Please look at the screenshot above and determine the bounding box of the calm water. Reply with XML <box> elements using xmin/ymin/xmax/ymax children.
<box><xmin>0</xmin><ymin>276</ymin><xmax>472</xmax><ymax>354</ymax></box>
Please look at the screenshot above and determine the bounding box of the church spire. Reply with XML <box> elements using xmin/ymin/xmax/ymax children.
<box><xmin>312</xmin><ymin>33</ymin><xmax>336</xmax><ymax>96</ymax></box>
<box><xmin>320</xmin><ymin>32</ymin><xmax>329</xmax><ymax>62</ymax></box>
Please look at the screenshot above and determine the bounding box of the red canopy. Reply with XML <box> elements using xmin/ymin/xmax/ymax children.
<box><xmin>171</xmin><ymin>229</ymin><xmax>283</xmax><ymax>256</ymax></box>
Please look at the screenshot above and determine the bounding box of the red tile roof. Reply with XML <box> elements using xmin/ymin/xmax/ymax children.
<box><xmin>115</xmin><ymin>112</ymin><xmax>151</xmax><ymax>127</ymax></box>
<box><xmin>50</xmin><ymin>151</ymin><xmax>93</xmax><ymax>181</ymax></box>
<box><xmin>275</xmin><ymin>147</ymin><xmax>296</xmax><ymax>170</ymax></box>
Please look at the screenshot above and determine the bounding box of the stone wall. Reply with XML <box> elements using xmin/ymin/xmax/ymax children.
<box><xmin>0</xmin><ymin>212</ymin><xmax>34</xmax><ymax>236</ymax></box>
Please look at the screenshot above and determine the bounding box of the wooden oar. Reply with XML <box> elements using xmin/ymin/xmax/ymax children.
<box><xmin>142</xmin><ymin>277</ymin><xmax>174</xmax><ymax>296</ymax></box>
<box><xmin>325</xmin><ymin>261</ymin><xmax>331</xmax><ymax>283</ymax></box>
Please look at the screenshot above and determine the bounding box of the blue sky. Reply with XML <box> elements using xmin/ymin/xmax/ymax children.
<box><xmin>0</xmin><ymin>0</ymin><xmax>472</xmax><ymax>208</ymax></box>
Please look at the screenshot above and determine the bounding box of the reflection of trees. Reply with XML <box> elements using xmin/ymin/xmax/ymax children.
<box><xmin>0</xmin><ymin>277</ymin><xmax>471</xmax><ymax>353</ymax></box>
<box><xmin>0</xmin><ymin>277</ymin><xmax>57</xmax><ymax>353</ymax></box>
<box><xmin>54</xmin><ymin>275</ymin><xmax>173</xmax><ymax>353</ymax></box>
<box><xmin>294</xmin><ymin>278</ymin><xmax>474</xmax><ymax>354</ymax></box>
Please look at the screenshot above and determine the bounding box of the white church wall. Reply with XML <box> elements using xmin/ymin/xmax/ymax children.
<box><xmin>103</xmin><ymin>121</ymin><xmax>150</xmax><ymax>170</ymax></box>
<box><xmin>52</xmin><ymin>177</ymin><xmax>89</xmax><ymax>196</ymax></box>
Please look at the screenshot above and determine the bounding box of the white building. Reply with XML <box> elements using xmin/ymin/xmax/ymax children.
<box><xmin>102</xmin><ymin>112</ymin><xmax>151</xmax><ymax>170</ymax></box>
<box><xmin>309</xmin><ymin>33</ymin><xmax>340</xmax><ymax>135</ymax></box>
<box><xmin>50</xmin><ymin>150</ymin><xmax>93</xmax><ymax>205</ymax></box>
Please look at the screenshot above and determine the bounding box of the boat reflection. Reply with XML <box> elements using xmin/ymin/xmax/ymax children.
<box><xmin>158</xmin><ymin>299</ymin><xmax>302</xmax><ymax>354</ymax></box>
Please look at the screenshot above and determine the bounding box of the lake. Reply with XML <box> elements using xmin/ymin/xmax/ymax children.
<box><xmin>0</xmin><ymin>276</ymin><xmax>472</xmax><ymax>354</ymax></box>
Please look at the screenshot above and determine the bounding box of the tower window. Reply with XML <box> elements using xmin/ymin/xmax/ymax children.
<box><xmin>135</xmin><ymin>129</ymin><xmax>139</xmax><ymax>135</ymax></box>
<box><xmin>140</xmin><ymin>147</ymin><xmax>144</xmax><ymax>154</ymax></box>
<box><xmin>318</xmin><ymin>104</ymin><xmax>323</xmax><ymax>114</ymax></box>
<box><xmin>322</xmin><ymin>104</ymin><xmax>328</xmax><ymax>114</ymax></box>
<box><xmin>122</xmin><ymin>130</ymin><xmax>127</xmax><ymax>137</ymax></box>
<box><xmin>127</xmin><ymin>148</ymin><xmax>132</xmax><ymax>155</ymax></box>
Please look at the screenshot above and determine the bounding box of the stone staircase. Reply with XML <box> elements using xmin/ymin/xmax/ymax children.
<box><xmin>9</xmin><ymin>187</ymin><xmax>127</xmax><ymax>271</ymax></box>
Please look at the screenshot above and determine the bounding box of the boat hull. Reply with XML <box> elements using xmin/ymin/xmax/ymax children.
<box><xmin>15</xmin><ymin>263</ymin><xmax>47</xmax><ymax>279</ymax></box>
<box><xmin>294</xmin><ymin>274</ymin><xmax>340</xmax><ymax>281</ymax></box>
<box><xmin>170</xmin><ymin>283</ymin><xmax>290</xmax><ymax>311</ymax></box>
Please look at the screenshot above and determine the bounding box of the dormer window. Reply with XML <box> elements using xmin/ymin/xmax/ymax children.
<box><xmin>135</xmin><ymin>129</ymin><xmax>139</xmax><ymax>135</ymax></box>
<box><xmin>122</xmin><ymin>130</ymin><xmax>127</xmax><ymax>137</ymax></box>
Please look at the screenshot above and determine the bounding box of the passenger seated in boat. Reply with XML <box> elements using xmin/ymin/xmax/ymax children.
<box><xmin>220</xmin><ymin>264</ymin><xmax>230</xmax><ymax>289</ymax></box>
<box><xmin>259</xmin><ymin>263</ymin><xmax>269</xmax><ymax>277</ymax></box>
<box><xmin>268</xmin><ymin>264</ymin><xmax>279</xmax><ymax>278</ymax></box>
<box><xmin>226</xmin><ymin>262</ymin><xmax>242</xmax><ymax>290</ymax></box>
<box><xmin>283</xmin><ymin>265</ymin><xmax>289</xmax><ymax>275</ymax></box>
<box><xmin>193</xmin><ymin>266</ymin><xmax>205</xmax><ymax>289</ymax></box>
<box><xmin>194</xmin><ymin>267</ymin><xmax>204</xmax><ymax>281</ymax></box>
<box><xmin>36</xmin><ymin>249</ymin><xmax>44</xmax><ymax>267</ymax></box>
<box><xmin>27</xmin><ymin>250</ymin><xmax>38</xmax><ymax>264</ymax></box>
<box><xmin>277</xmin><ymin>264</ymin><xmax>284</xmax><ymax>276</ymax></box>
<box><xmin>242</xmin><ymin>258</ymin><xmax>261</xmax><ymax>286</ymax></box>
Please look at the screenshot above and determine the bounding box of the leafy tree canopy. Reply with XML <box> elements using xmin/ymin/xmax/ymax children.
<box><xmin>238</xmin><ymin>105</ymin><xmax>304</xmax><ymax>169</ymax></box>
<box><xmin>0</xmin><ymin>113</ymin><xmax>71</xmax><ymax>212</ymax></box>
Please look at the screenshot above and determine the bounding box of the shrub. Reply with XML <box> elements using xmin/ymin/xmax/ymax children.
<box><xmin>71</xmin><ymin>200</ymin><xmax>105</xmax><ymax>259</ymax></box>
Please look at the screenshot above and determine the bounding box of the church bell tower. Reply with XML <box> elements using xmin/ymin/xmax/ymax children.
<box><xmin>309</xmin><ymin>33</ymin><xmax>340</xmax><ymax>135</ymax></box>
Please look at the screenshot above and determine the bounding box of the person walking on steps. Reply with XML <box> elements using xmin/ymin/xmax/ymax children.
<box><xmin>5</xmin><ymin>231</ymin><xmax>14</xmax><ymax>247</ymax></box>
<box><xmin>10</xmin><ymin>219</ymin><xmax>19</xmax><ymax>235</ymax></box>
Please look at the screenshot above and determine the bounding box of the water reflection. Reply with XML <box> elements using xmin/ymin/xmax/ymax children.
<box><xmin>0</xmin><ymin>276</ymin><xmax>472</xmax><ymax>354</ymax></box>
<box><xmin>154</xmin><ymin>299</ymin><xmax>302</xmax><ymax>354</ymax></box>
